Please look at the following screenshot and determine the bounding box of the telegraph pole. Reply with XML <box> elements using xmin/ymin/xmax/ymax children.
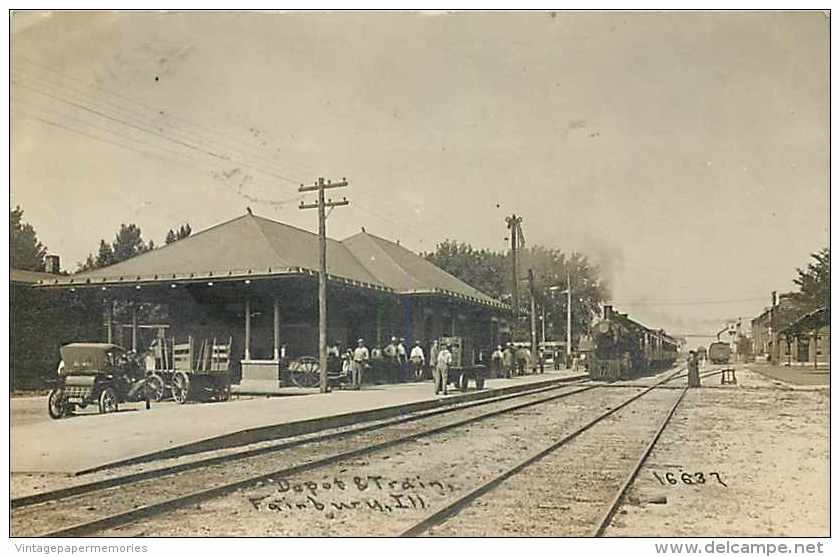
<box><xmin>528</xmin><ymin>268</ymin><xmax>537</xmax><ymax>370</ymax></box>
<box><xmin>505</xmin><ymin>214</ymin><xmax>523</xmax><ymax>339</ymax></box>
<box><xmin>299</xmin><ymin>177</ymin><xmax>350</xmax><ymax>393</ymax></box>
<box><xmin>566</xmin><ymin>271</ymin><xmax>572</xmax><ymax>367</ymax></box>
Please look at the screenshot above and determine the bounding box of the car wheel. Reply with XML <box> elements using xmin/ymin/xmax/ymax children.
<box><xmin>145</xmin><ymin>373</ymin><xmax>166</xmax><ymax>402</ymax></box>
<box><xmin>476</xmin><ymin>374</ymin><xmax>486</xmax><ymax>390</ymax></box>
<box><xmin>98</xmin><ymin>387</ymin><xmax>119</xmax><ymax>414</ymax></box>
<box><xmin>48</xmin><ymin>389</ymin><xmax>67</xmax><ymax>419</ymax></box>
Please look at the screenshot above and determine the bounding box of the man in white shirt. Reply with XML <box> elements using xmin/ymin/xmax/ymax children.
<box><xmin>351</xmin><ymin>338</ymin><xmax>369</xmax><ymax>390</ymax></box>
<box><xmin>397</xmin><ymin>337</ymin><xmax>408</xmax><ymax>381</ymax></box>
<box><xmin>436</xmin><ymin>343</ymin><xmax>453</xmax><ymax>395</ymax></box>
<box><xmin>409</xmin><ymin>341</ymin><xmax>425</xmax><ymax>380</ymax></box>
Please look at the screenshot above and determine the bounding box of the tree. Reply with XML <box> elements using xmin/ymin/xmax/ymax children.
<box><xmin>424</xmin><ymin>240</ymin><xmax>507</xmax><ymax>299</ymax></box>
<box><xmin>792</xmin><ymin>248</ymin><xmax>829</xmax><ymax>311</ymax></box>
<box><xmin>77</xmin><ymin>223</ymin><xmax>153</xmax><ymax>271</ymax></box>
<box><xmin>10</xmin><ymin>206</ymin><xmax>47</xmax><ymax>271</ymax></box>
<box><xmin>425</xmin><ymin>241</ymin><xmax>610</xmax><ymax>344</ymax></box>
<box><xmin>165</xmin><ymin>223</ymin><xmax>192</xmax><ymax>244</ymax></box>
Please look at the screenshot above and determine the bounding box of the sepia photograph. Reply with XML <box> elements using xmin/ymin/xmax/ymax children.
<box><xmin>6</xmin><ymin>8</ymin><xmax>830</xmax><ymax>542</ymax></box>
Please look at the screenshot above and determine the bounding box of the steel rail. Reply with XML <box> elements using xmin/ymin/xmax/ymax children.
<box><xmin>591</xmin><ymin>385</ymin><xmax>689</xmax><ymax>537</ymax></box>
<box><xmin>397</xmin><ymin>367</ymin><xmax>689</xmax><ymax>537</ymax></box>
<box><xmin>32</xmin><ymin>382</ymin><xmax>602</xmax><ymax>537</ymax></box>
<box><xmin>13</xmin><ymin>378</ymin><xmax>586</xmax><ymax>510</ymax></box>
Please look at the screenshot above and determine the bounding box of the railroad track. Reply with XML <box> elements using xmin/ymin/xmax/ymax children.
<box><xmin>401</xmin><ymin>368</ymin><xmax>722</xmax><ymax>537</ymax></box>
<box><xmin>15</xmin><ymin>377</ymin><xmax>598</xmax><ymax>537</ymax></box>
<box><xmin>13</xmin><ymin>366</ymin><xmax>715</xmax><ymax>537</ymax></box>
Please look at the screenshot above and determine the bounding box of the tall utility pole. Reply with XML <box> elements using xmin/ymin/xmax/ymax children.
<box><xmin>566</xmin><ymin>271</ymin><xmax>572</xmax><ymax>367</ymax></box>
<box><xmin>505</xmin><ymin>214</ymin><xmax>523</xmax><ymax>339</ymax></box>
<box><xmin>299</xmin><ymin>177</ymin><xmax>350</xmax><ymax>393</ymax></box>
<box><xmin>528</xmin><ymin>269</ymin><xmax>537</xmax><ymax>369</ymax></box>
<box><xmin>541</xmin><ymin>304</ymin><xmax>546</xmax><ymax>345</ymax></box>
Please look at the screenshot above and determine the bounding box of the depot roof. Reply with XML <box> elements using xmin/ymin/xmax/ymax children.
<box><xmin>34</xmin><ymin>212</ymin><xmax>507</xmax><ymax>310</ymax></box>
<box><xmin>778</xmin><ymin>306</ymin><xmax>829</xmax><ymax>336</ymax></box>
<box><xmin>11</xmin><ymin>268</ymin><xmax>59</xmax><ymax>285</ymax></box>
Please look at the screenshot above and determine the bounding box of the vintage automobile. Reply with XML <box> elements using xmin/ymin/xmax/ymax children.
<box><xmin>47</xmin><ymin>343</ymin><xmax>162</xmax><ymax>419</ymax></box>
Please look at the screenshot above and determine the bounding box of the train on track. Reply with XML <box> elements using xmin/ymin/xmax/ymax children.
<box><xmin>579</xmin><ymin>305</ymin><xmax>679</xmax><ymax>381</ymax></box>
<box><xmin>707</xmin><ymin>341</ymin><xmax>732</xmax><ymax>364</ymax></box>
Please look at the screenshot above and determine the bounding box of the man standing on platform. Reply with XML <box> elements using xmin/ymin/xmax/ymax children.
<box><xmin>384</xmin><ymin>337</ymin><xmax>399</xmax><ymax>383</ymax></box>
<box><xmin>429</xmin><ymin>340</ymin><xmax>439</xmax><ymax>381</ymax></box>
<box><xmin>436</xmin><ymin>343</ymin><xmax>453</xmax><ymax>395</ymax></box>
<box><xmin>491</xmin><ymin>345</ymin><xmax>504</xmax><ymax>378</ymax></box>
<box><xmin>352</xmin><ymin>338</ymin><xmax>369</xmax><ymax>390</ymax></box>
<box><xmin>502</xmin><ymin>342</ymin><xmax>515</xmax><ymax>378</ymax></box>
<box><xmin>410</xmin><ymin>340</ymin><xmax>425</xmax><ymax>380</ymax></box>
<box><xmin>397</xmin><ymin>337</ymin><xmax>408</xmax><ymax>381</ymax></box>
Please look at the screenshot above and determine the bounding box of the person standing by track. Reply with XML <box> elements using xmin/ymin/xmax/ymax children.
<box><xmin>687</xmin><ymin>350</ymin><xmax>701</xmax><ymax>388</ymax></box>
<box><xmin>435</xmin><ymin>343</ymin><xmax>453</xmax><ymax>395</ymax></box>
<box><xmin>502</xmin><ymin>342</ymin><xmax>515</xmax><ymax>378</ymax></box>
<box><xmin>351</xmin><ymin>338</ymin><xmax>369</xmax><ymax>390</ymax></box>
<box><xmin>397</xmin><ymin>337</ymin><xmax>408</xmax><ymax>381</ymax></box>
<box><xmin>410</xmin><ymin>340</ymin><xmax>425</xmax><ymax>380</ymax></box>
<box><xmin>491</xmin><ymin>345</ymin><xmax>504</xmax><ymax>378</ymax></box>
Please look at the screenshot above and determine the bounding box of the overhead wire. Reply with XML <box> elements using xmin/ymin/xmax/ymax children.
<box><xmin>13</xmin><ymin>56</ymin><xmax>319</xmax><ymax>182</ymax></box>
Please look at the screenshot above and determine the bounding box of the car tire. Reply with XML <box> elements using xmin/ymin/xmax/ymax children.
<box><xmin>48</xmin><ymin>389</ymin><xmax>67</xmax><ymax>419</ymax></box>
<box><xmin>145</xmin><ymin>373</ymin><xmax>166</xmax><ymax>402</ymax></box>
<box><xmin>98</xmin><ymin>387</ymin><xmax>119</xmax><ymax>414</ymax></box>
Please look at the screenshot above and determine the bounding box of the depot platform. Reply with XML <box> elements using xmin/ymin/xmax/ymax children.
<box><xmin>11</xmin><ymin>369</ymin><xmax>584</xmax><ymax>475</ymax></box>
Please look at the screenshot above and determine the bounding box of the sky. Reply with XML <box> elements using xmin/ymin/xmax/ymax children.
<box><xmin>10</xmin><ymin>11</ymin><xmax>829</xmax><ymax>338</ymax></box>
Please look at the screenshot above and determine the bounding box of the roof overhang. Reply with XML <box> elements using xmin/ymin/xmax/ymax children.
<box><xmin>779</xmin><ymin>306</ymin><xmax>829</xmax><ymax>336</ymax></box>
<box><xmin>402</xmin><ymin>288</ymin><xmax>511</xmax><ymax>312</ymax></box>
<box><xmin>33</xmin><ymin>266</ymin><xmax>395</xmax><ymax>295</ymax></box>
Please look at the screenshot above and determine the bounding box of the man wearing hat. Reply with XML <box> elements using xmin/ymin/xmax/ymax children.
<box><xmin>384</xmin><ymin>336</ymin><xmax>399</xmax><ymax>383</ymax></box>
<box><xmin>351</xmin><ymin>338</ymin><xmax>369</xmax><ymax>390</ymax></box>
<box><xmin>397</xmin><ymin>337</ymin><xmax>408</xmax><ymax>381</ymax></box>
<box><xmin>410</xmin><ymin>340</ymin><xmax>425</xmax><ymax>380</ymax></box>
<box><xmin>435</xmin><ymin>343</ymin><xmax>453</xmax><ymax>395</ymax></box>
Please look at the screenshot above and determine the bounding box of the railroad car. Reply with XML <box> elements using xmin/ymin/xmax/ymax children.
<box><xmin>580</xmin><ymin>305</ymin><xmax>679</xmax><ymax>381</ymax></box>
<box><xmin>707</xmin><ymin>342</ymin><xmax>732</xmax><ymax>364</ymax></box>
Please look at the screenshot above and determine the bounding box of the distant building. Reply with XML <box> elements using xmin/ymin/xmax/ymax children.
<box><xmin>751</xmin><ymin>292</ymin><xmax>828</xmax><ymax>366</ymax></box>
<box><xmin>777</xmin><ymin>307</ymin><xmax>830</xmax><ymax>367</ymax></box>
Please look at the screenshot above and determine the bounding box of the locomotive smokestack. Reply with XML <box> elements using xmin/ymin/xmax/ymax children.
<box><xmin>603</xmin><ymin>305</ymin><xmax>613</xmax><ymax>319</ymax></box>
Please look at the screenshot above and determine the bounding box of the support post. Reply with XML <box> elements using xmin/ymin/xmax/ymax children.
<box><xmin>244</xmin><ymin>298</ymin><xmax>251</xmax><ymax>361</ymax></box>
<box><xmin>273</xmin><ymin>297</ymin><xmax>281</xmax><ymax>361</ymax></box>
<box><xmin>105</xmin><ymin>300</ymin><xmax>113</xmax><ymax>343</ymax></box>
<box><xmin>376</xmin><ymin>297</ymin><xmax>383</xmax><ymax>347</ymax></box>
<box><xmin>131</xmin><ymin>303</ymin><xmax>138</xmax><ymax>352</ymax></box>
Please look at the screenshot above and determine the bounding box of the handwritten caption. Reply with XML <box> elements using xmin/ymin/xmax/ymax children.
<box><xmin>247</xmin><ymin>475</ymin><xmax>459</xmax><ymax>514</ymax></box>
<box><xmin>652</xmin><ymin>471</ymin><xmax>727</xmax><ymax>487</ymax></box>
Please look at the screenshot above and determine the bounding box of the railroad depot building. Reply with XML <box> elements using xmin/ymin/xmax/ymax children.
<box><xmin>751</xmin><ymin>293</ymin><xmax>829</xmax><ymax>367</ymax></box>
<box><xmin>34</xmin><ymin>212</ymin><xmax>510</xmax><ymax>387</ymax></box>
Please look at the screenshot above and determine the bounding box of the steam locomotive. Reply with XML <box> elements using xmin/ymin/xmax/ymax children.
<box><xmin>579</xmin><ymin>305</ymin><xmax>679</xmax><ymax>381</ymax></box>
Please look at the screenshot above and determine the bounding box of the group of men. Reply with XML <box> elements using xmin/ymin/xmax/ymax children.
<box><xmin>489</xmin><ymin>343</ymin><xmax>544</xmax><ymax>378</ymax></box>
<box><xmin>348</xmin><ymin>337</ymin><xmax>454</xmax><ymax>394</ymax></box>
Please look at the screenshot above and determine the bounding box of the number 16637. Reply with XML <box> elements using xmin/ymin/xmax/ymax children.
<box><xmin>652</xmin><ymin>471</ymin><xmax>727</xmax><ymax>487</ymax></box>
